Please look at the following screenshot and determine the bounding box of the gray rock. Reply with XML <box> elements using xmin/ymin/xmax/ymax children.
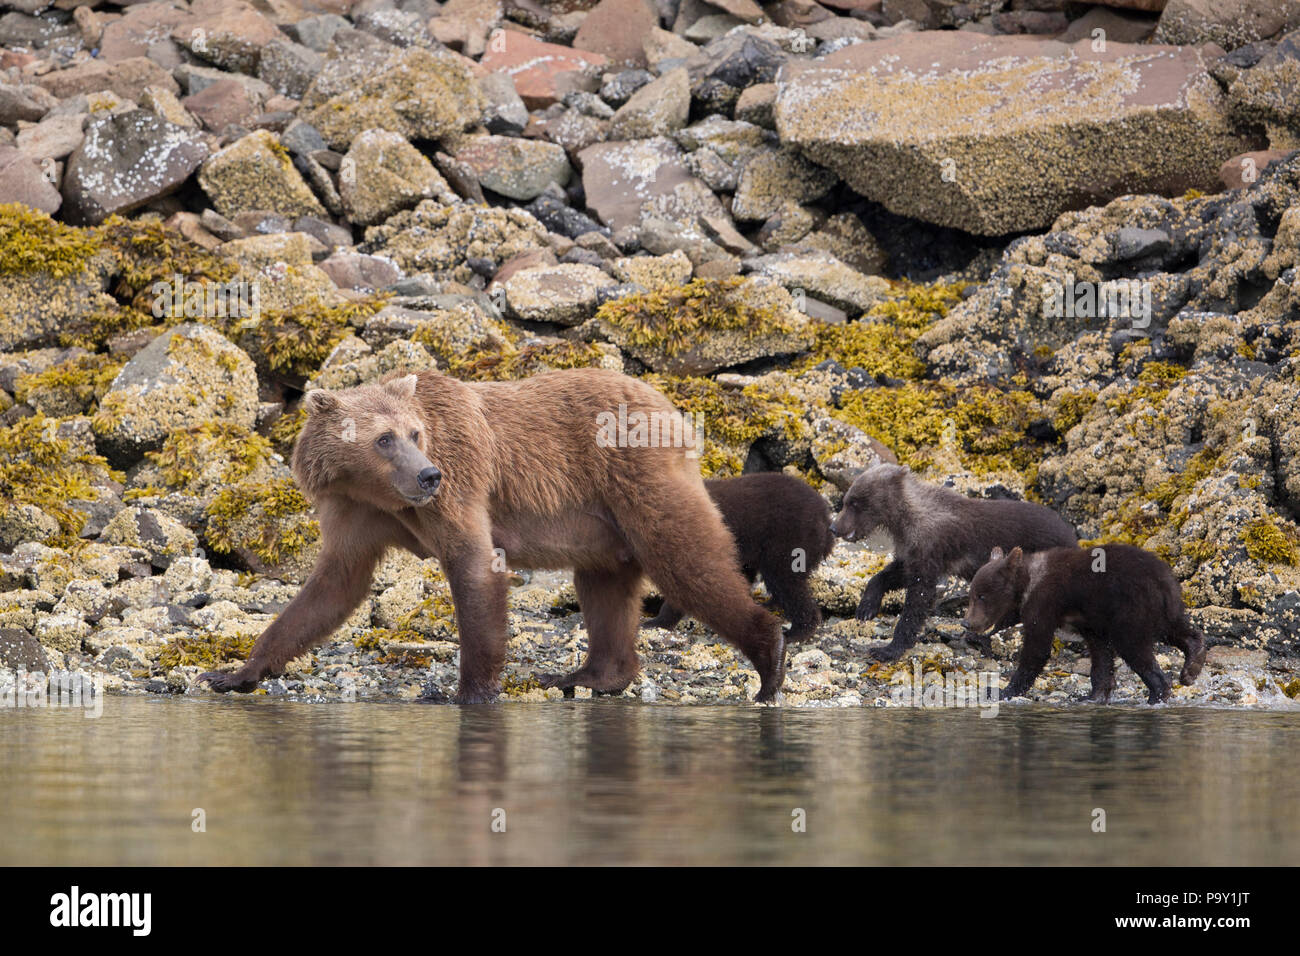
<box><xmin>62</xmin><ymin>110</ymin><xmax>209</xmax><ymax>226</ymax></box>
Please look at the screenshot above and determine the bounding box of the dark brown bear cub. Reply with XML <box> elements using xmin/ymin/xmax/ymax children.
<box><xmin>965</xmin><ymin>544</ymin><xmax>1206</xmax><ymax>703</ymax></box>
<box><xmin>643</xmin><ymin>473</ymin><xmax>835</xmax><ymax>641</ymax></box>
<box><xmin>831</xmin><ymin>464</ymin><xmax>1077</xmax><ymax>661</ymax></box>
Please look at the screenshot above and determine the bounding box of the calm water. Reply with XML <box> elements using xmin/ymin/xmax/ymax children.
<box><xmin>2</xmin><ymin>696</ymin><xmax>1297</xmax><ymax>865</ymax></box>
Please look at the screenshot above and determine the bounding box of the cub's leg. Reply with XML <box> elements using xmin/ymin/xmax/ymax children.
<box><xmin>1114</xmin><ymin>629</ymin><xmax>1172</xmax><ymax>704</ymax></box>
<box><xmin>618</xmin><ymin>479</ymin><xmax>785</xmax><ymax>701</ymax></box>
<box><xmin>542</xmin><ymin>563</ymin><xmax>643</xmax><ymax>697</ymax></box>
<box><xmin>441</xmin><ymin>525</ymin><xmax>510</xmax><ymax>705</ymax></box>
<box><xmin>641</xmin><ymin>601</ymin><xmax>686</xmax><ymax>631</ymax></box>
<box><xmin>856</xmin><ymin>559</ymin><xmax>904</xmax><ymax>621</ymax></box>
<box><xmin>199</xmin><ymin>499</ymin><xmax>399</xmax><ymax>692</ymax></box>
<box><xmin>762</xmin><ymin>562</ymin><xmax>822</xmax><ymax>643</ymax></box>
<box><xmin>870</xmin><ymin>573</ymin><xmax>937</xmax><ymax>661</ymax></box>
<box><xmin>1168</xmin><ymin>615</ymin><xmax>1206</xmax><ymax>685</ymax></box>
<box><xmin>1002</xmin><ymin>618</ymin><xmax>1057</xmax><ymax>699</ymax></box>
<box><xmin>1082</xmin><ymin>633</ymin><xmax>1115</xmax><ymax>703</ymax></box>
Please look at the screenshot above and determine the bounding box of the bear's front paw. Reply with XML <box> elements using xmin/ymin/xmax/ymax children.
<box><xmin>453</xmin><ymin>684</ymin><xmax>502</xmax><ymax>705</ymax></box>
<box><xmin>197</xmin><ymin>667</ymin><xmax>263</xmax><ymax>693</ymax></box>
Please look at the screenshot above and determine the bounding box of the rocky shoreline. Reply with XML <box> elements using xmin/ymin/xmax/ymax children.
<box><xmin>1</xmin><ymin>0</ymin><xmax>1299</xmax><ymax>708</ymax></box>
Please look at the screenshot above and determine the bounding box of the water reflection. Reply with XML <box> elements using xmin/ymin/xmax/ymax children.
<box><xmin>0</xmin><ymin>697</ymin><xmax>1296</xmax><ymax>865</ymax></box>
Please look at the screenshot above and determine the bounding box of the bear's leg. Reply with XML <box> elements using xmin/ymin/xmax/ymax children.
<box><xmin>1083</xmin><ymin>633</ymin><xmax>1115</xmax><ymax>702</ymax></box>
<box><xmin>542</xmin><ymin>563</ymin><xmax>643</xmax><ymax>697</ymax></box>
<box><xmin>1002</xmin><ymin>619</ymin><xmax>1056</xmax><ymax>699</ymax></box>
<box><xmin>762</xmin><ymin>563</ymin><xmax>822</xmax><ymax>643</ymax></box>
<box><xmin>198</xmin><ymin>500</ymin><xmax>393</xmax><ymax>692</ymax></box>
<box><xmin>1114</xmin><ymin>633</ymin><xmax>1171</xmax><ymax>704</ymax></box>
<box><xmin>1168</xmin><ymin>615</ymin><xmax>1206</xmax><ymax>685</ymax></box>
<box><xmin>617</xmin><ymin>483</ymin><xmax>785</xmax><ymax>701</ymax></box>
<box><xmin>869</xmin><ymin>574</ymin><xmax>937</xmax><ymax>661</ymax></box>
<box><xmin>856</xmin><ymin>560</ymin><xmax>904</xmax><ymax>621</ymax></box>
<box><xmin>443</xmin><ymin>542</ymin><xmax>509</xmax><ymax>705</ymax></box>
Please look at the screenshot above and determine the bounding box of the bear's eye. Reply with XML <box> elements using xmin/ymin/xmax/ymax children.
<box><xmin>376</xmin><ymin>433</ymin><xmax>393</xmax><ymax>449</ymax></box>
<box><xmin>409</xmin><ymin>430</ymin><xmax>420</xmax><ymax>443</ymax></box>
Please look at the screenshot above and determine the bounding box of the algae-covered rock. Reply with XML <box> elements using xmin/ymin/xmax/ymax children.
<box><xmin>101</xmin><ymin>506</ymin><xmax>198</xmax><ymax>570</ymax></box>
<box><xmin>93</xmin><ymin>323</ymin><xmax>259</xmax><ymax>462</ymax></box>
<box><xmin>303</xmin><ymin>46</ymin><xmax>484</xmax><ymax>150</ymax></box>
<box><xmin>339</xmin><ymin>128</ymin><xmax>457</xmax><ymax>226</ymax></box>
<box><xmin>360</xmin><ymin>200</ymin><xmax>549</xmax><ymax>283</ymax></box>
<box><xmin>448</xmin><ymin>133</ymin><xmax>572</xmax><ymax>201</ymax></box>
<box><xmin>502</xmin><ymin>263</ymin><xmax>616</xmax><ymax>325</ymax></box>
<box><xmin>198</xmin><ymin>129</ymin><xmax>326</xmax><ymax>220</ymax></box>
<box><xmin>776</xmin><ymin>33</ymin><xmax>1258</xmax><ymax>234</ymax></box>
<box><xmin>596</xmin><ymin>276</ymin><xmax>814</xmax><ymax>374</ymax></box>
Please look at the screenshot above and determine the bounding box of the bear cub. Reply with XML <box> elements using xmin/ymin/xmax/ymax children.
<box><xmin>643</xmin><ymin>473</ymin><xmax>835</xmax><ymax>641</ymax></box>
<box><xmin>831</xmin><ymin>464</ymin><xmax>1077</xmax><ymax>660</ymax></box>
<box><xmin>965</xmin><ymin>544</ymin><xmax>1206</xmax><ymax>703</ymax></box>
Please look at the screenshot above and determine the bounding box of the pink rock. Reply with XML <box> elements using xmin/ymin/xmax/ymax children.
<box><xmin>0</xmin><ymin>146</ymin><xmax>62</xmax><ymax>215</ymax></box>
<box><xmin>183</xmin><ymin>78</ymin><xmax>260</xmax><ymax>132</ymax></box>
<box><xmin>572</xmin><ymin>0</ymin><xmax>661</xmax><ymax>69</ymax></box>
<box><xmin>1219</xmin><ymin>149</ymin><xmax>1296</xmax><ymax>191</ymax></box>
<box><xmin>480</xmin><ymin>30</ymin><xmax>608</xmax><ymax>109</ymax></box>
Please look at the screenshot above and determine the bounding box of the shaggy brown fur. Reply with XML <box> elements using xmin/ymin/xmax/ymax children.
<box><xmin>197</xmin><ymin>368</ymin><xmax>785</xmax><ymax>703</ymax></box>
<box><xmin>643</xmin><ymin>473</ymin><xmax>835</xmax><ymax>641</ymax></box>
<box><xmin>831</xmin><ymin>464</ymin><xmax>1077</xmax><ymax>660</ymax></box>
<box><xmin>966</xmin><ymin>544</ymin><xmax>1206</xmax><ymax>703</ymax></box>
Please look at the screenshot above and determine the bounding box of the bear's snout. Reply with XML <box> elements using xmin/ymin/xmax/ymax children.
<box><xmin>830</xmin><ymin>517</ymin><xmax>854</xmax><ymax>541</ymax></box>
<box><xmin>417</xmin><ymin>466</ymin><xmax>441</xmax><ymax>493</ymax></box>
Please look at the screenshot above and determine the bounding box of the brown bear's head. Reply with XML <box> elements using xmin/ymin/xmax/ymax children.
<box><xmin>964</xmin><ymin>546</ymin><xmax>1024</xmax><ymax>635</ymax></box>
<box><xmin>292</xmin><ymin>373</ymin><xmax>442</xmax><ymax>510</ymax></box>
<box><xmin>830</xmin><ymin>463</ymin><xmax>907</xmax><ymax>542</ymax></box>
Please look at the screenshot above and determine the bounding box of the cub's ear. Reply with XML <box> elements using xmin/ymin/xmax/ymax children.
<box><xmin>1007</xmin><ymin>546</ymin><xmax>1024</xmax><ymax>566</ymax></box>
<box><xmin>989</xmin><ymin>547</ymin><xmax>1004</xmax><ymax>561</ymax></box>
<box><xmin>303</xmin><ymin>389</ymin><xmax>340</xmax><ymax>415</ymax></box>
<box><xmin>382</xmin><ymin>373</ymin><xmax>418</xmax><ymax>400</ymax></box>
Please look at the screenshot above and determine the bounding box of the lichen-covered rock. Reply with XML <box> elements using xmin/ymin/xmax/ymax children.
<box><xmin>93</xmin><ymin>324</ymin><xmax>259</xmax><ymax>461</ymax></box>
<box><xmin>360</xmin><ymin>200</ymin><xmax>549</xmax><ymax>283</ymax></box>
<box><xmin>745</xmin><ymin>251</ymin><xmax>890</xmax><ymax>315</ymax></box>
<box><xmin>339</xmin><ymin>129</ymin><xmax>456</xmax><ymax>226</ymax></box>
<box><xmin>808</xmin><ymin>415</ymin><xmax>899</xmax><ymax>491</ymax></box>
<box><xmin>62</xmin><ymin>110</ymin><xmax>208</xmax><ymax>225</ymax></box>
<box><xmin>0</xmin><ymin>503</ymin><xmax>59</xmax><ymax>551</ymax></box>
<box><xmin>595</xmin><ymin>276</ymin><xmax>814</xmax><ymax>374</ymax></box>
<box><xmin>101</xmin><ymin>506</ymin><xmax>198</xmax><ymax>570</ymax></box>
<box><xmin>777</xmin><ymin>33</ymin><xmax>1258</xmax><ymax>234</ymax></box>
<box><xmin>0</xmin><ymin>205</ymin><xmax>117</xmax><ymax>351</ymax></box>
<box><xmin>448</xmin><ymin>134</ymin><xmax>572</xmax><ymax>201</ymax></box>
<box><xmin>609</xmin><ymin>67</ymin><xmax>691</xmax><ymax>140</ymax></box>
<box><xmin>1154</xmin><ymin>0</ymin><xmax>1300</xmax><ymax>50</ymax></box>
<box><xmin>303</xmin><ymin>46</ymin><xmax>484</xmax><ymax>150</ymax></box>
<box><xmin>613</xmin><ymin>249</ymin><xmax>693</xmax><ymax>287</ymax></box>
<box><xmin>1226</xmin><ymin>29</ymin><xmax>1300</xmax><ymax>141</ymax></box>
<box><xmin>501</xmin><ymin>263</ymin><xmax>616</xmax><ymax>325</ymax></box>
<box><xmin>197</xmin><ymin>129</ymin><xmax>326</xmax><ymax>219</ymax></box>
<box><xmin>730</xmin><ymin>145</ymin><xmax>836</xmax><ymax>221</ymax></box>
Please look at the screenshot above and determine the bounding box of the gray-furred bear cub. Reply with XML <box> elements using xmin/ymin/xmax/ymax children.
<box><xmin>965</xmin><ymin>544</ymin><xmax>1206</xmax><ymax>703</ymax></box>
<box><xmin>830</xmin><ymin>464</ymin><xmax>1077</xmax><ymax>660</ymax></box>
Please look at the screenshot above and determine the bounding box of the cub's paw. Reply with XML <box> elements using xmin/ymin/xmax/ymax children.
<box><xmin>854</xmin><ymin>594</ymin><xmax>881</xmax><ymax>622</ymax></box>
<box><xmin>867</xmin><ymin>640</ymin><xmax>907</xmax><ymax>662</ymax></box>
<box><xmin>197</xmin><ymin>668</ymin><xmax>262</xmax><ymax>693</ymax></box>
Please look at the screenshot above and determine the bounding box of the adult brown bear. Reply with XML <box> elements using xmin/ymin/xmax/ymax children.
<box><xmin>197</xmin><ymin>369</ymin><xmax>785</xmax><ymax>703</ymax></box>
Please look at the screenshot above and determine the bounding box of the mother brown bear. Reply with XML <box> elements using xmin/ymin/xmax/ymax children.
<box><xmin>198</xmin><ymin>368</ymin><xmax>786</xmax><ymax>703</ymax></box>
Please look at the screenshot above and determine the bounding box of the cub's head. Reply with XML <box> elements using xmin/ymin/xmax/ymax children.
<box><xmin>965</xmin><ymin>546</ymin><xmax>1024</xmax><ymax>635</ymax></box>
<box><xmin>292</xmin><ymin>373</ymin><xmax>442</xmax><ymax>510</ymax></box>
<box><xmin>830</xmin><ymin>463</ymin><xmax>907</xmax><ymax>542</ymax></box>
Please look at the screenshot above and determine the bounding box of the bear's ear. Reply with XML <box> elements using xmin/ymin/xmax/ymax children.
<box><xmin>303</xmin><ymin>390</ymin><xmax>340</xmax><ymax>415</ymax></box>
<box><xmin>989</xmin><ymin>547</ymin><xmax>1004</xmax><ymax>562</ymax></box>
<box><xmin>1007</xmin><ymin>546</ymin><xmax>1024</xmax><ymax>567</ymax></box>
<box><xmin>382</xmin><ymin>374</ymin><xmax>418</xmax><ymax>400</ymax></box>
